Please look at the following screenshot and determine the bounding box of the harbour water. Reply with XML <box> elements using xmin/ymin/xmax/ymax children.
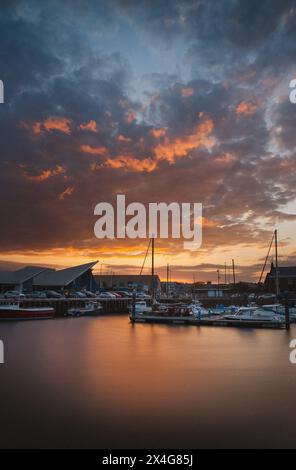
<box><xmin>1</xmin><ymin>315</ymin><xmax>296</xmax><ymax>448</ymax></box>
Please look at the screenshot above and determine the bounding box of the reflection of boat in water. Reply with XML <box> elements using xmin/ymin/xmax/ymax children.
<box><xmin>67</xmin><ymin>301</ymin><xmax>103</xmax><ymax>317</ymax></box>
<box><xmin>0</xmin><ymin>303</ymin><xmax>55</xmax><ymax>321</ymax></box>
<box><xmin>222</xmin><ymin>306</ymin><xmax>284</xmax><ymax>323</ymax></box>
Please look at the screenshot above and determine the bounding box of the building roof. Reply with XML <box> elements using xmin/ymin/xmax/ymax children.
<box><xmin>33</xmin><ymin>261</ymin><xmax>98</xmax><ymax>286</ymax></box>
<box><xmin>266</xmin><ymin>266</ymin><xmax>296</xmax><ymax>279</ymax></box>
<box><xmin>95</xmin><ymin>274</ymin><xmax>160</xmax><ymax>282</ymax></box>
<box><xmin>96</xmin><ymin>274</ymin><xmax>160</xmax><ymax>279</ymax></box>
<box><xmin>0</xmin><ymin>266</ymin><xmax>47</xmax><ymax>285</ymax></box>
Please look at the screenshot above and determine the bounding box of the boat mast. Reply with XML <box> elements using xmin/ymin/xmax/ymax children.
<box><xmin>166</xmin><ymin>263</ymin><xmax>169</xmax><ymax>298</ymax></box>
<box><xmin>232</xmin><ymin>259</ymin><xmax>236</xmax><ymax>285</ymax></box>
<box><xmin>258</xmin><ymin>231</ymin><xmax>275</xmax><ymax>284</ymax></box>
<box><xmin>275</xmin><ymin>229</ymin><xmax>280</xmax><ymax>298</ymax></box>
<box><xmin>151</xmin><ymin>237</ymin><xmax>155</xmax><ymax>302</ymax></box>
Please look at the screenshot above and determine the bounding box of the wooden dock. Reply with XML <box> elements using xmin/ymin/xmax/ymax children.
<box><xmin>130</xmin><ymin>315</ymin><xmax>286</xmax><ymax>329</ymax></box>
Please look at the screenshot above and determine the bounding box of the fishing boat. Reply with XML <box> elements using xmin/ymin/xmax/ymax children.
<box><xmin>67</xmin><ymin>301</ymin><xmax>102</xmax><ymax>317</ymax></box>
<box><xmin>0</xmin><ymin>303</ymin><xmax>55</xmax><ymax>321</ymax></box>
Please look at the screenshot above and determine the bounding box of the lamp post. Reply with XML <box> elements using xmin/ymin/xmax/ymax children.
<box><xmin>217</xmin><ymin>269</ymin><xmax>220</xmax><ymax>298</ymax></box>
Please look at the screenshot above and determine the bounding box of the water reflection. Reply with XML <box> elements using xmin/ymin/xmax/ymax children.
<box><xmin>0</xmin><ymin>316</ymin><xmax>296</xmax><ymax>448</ymax></box>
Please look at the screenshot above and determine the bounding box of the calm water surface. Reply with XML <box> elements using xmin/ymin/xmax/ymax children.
<box><xmin>1</xmin><ymin>315</ymin><xmax>296</xmax><ymax>448</ymax></box>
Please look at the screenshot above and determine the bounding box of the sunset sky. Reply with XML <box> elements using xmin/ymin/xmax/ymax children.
<box><xmin>1</xmin><ymin>0</ymin><xmax>296</xmax><ymax>282</ymax></box>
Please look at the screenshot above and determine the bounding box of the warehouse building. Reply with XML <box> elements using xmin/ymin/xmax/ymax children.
<box><xmin>0</xmin><ymin>266</ymin><xmax>47</xmax><ymax>293</ymax></box>
<box><xmin>95</xmin><ymin>274</ymin><xmax>161</xmax><ymax>293</ymax></box>
<box><xmin>0</xmin><ymin>261</ymin><xmax>98</xmax><ymax>293</ymax></box>
<box><xmin>265</xmin><ymin>264</ymin><xmax>296</xmax><ymax>293</ymax></box>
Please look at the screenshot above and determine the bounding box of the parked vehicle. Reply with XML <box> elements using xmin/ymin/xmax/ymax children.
<box><xmin>97</xmin><ymin>292</ymin><xmax>116</xmax><ymax>298</ymax></box>
<box><xmin>70</xmin><ymin>291</ymin><xmax>87</xmax><ymax>298</ymax></box>
<box><xmin>136</xmin><ymin>292</ymin><xmax>150</xmax><ymax>299</ymax></box>
<box><xmin>111</xmin><ymin>292</ymin><xmax>123</xmax><ymax>298</ymax></box>
<box><xmin>248</xmin><ymin>293</ymin><xmax>256</xmax><ymax>301</ymax></box>
<box><xmin>26</xmin><ymin>291</ymin><xmax>47</xmax><ymax>299</ymax></box>
<box><xmin>258</xmin><ymin>293</ymin><xmax>276</xmax><ymax>300</ymax></box>
<box><xmin>4</xmin><ymin>290</ymin><xmax>25</xmax><ymax>299</ymax></box>
<box><xmin>81</xmin><ymin>290</ymin><xmax>97</xmax><ymax>298</ymax></box>
<box><xmin>117</xmin><ymin>291</ymin><xmax>133</xmax><ymax>298</ymax></box>
<box><xmin>44</xmin><ymin>290</ymin><xmax>63</xmax><ymax>299</ymax></box>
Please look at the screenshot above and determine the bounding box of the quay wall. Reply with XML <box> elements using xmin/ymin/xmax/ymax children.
<box><xmin>0</xmin><ymin>297</ymin><xmax>131</xmax><ymax>316</ymax></box>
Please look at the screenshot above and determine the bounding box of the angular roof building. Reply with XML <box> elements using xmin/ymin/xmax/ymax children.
<box><xmin>0</xmin><ymin>261</ymin><xmax>98</xmax><ymax>292</ymax></box>
<box><xmin>0</xmin><ymin>266</ymin><xmax>48</xmax><ymax>292</ymax></box>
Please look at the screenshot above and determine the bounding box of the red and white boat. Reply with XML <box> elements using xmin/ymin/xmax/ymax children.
<box><xmin>0</xmin><ymin>303</ymin><xmax>55</xmax><ymax>320</ymax></box>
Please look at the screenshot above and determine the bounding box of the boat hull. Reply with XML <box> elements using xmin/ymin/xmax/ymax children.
<box><xmin>67</xmin><ymin>308</ymin><xmax>103</xmax><ymax>317</ymax></box>
<box><xmin>0</xmin><ymin>307</ymin><xmax>55</xmax><ymax>321</ymax></box>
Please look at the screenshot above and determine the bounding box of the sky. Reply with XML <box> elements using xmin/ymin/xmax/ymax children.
<box><xmin>0</xmin><ymin>0</ymin><xmax>296</xmax><ymax>282</ymax></box>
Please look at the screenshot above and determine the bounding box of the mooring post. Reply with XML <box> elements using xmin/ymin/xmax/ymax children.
<box><xmin>131</xmin><ymin>290</ymin><xmax>136</xmax><ymax>323</ymax></box>
<box><xmin>285</xmin><ymin>293</ymin><xmax>290</xmax><ymax>330</ymax></box>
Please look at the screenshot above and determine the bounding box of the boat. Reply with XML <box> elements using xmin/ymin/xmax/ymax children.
<box><xmin>188</xmin><ymin>301</ymin><xmax>210</xmax><ymax>319</ymax></box>
<box><xmin>130</xmin><ymin>303</ymin><xmax>195</xmax><ymax>324</ymax></box>
<box><xmin>222</xmin><ymin>306</ymin><xmax>284</xmax><ymax>324</ymax></box>
<box><xmin>261</xmin><ymin>304</ymin><xmax>296</xmax><ymax>321</ymax></box>
<box><xmin>67</xmin><ymin>301</ymin><xmax>102</xmax><ymax>317</ymax></box>
<box><xmin>130</xmin><ymin>300</ymin><xmax>152</xmax><ymax>315</ymax></box>
<box><xmin>0</xmin><ymin>303</ymin><xmax>55</xmax><ymax>320</ymax></box>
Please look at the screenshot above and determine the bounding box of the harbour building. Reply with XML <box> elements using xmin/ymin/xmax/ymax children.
<box><xmin>265</xmin><ymin>264</ymin><xmax>296</xmax><ymax>293</ymax></box>
<box><xmin>0</xmin><ymin>261</ymin><xmax>98</xmax><ymax>293</ymax></box>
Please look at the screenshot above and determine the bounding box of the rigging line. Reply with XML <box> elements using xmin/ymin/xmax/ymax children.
<box><xmin>259</xmin><ymin>231</ymin><xmax>275</xmax><ymax>284</ymax></box>
<box><xmin>138</xmin><ymin>238</ymin><xmax>152</xmax><ymax>279</ymax></box>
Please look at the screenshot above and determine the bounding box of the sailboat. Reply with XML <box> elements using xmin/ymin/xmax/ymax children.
<box><xmin>131</xmin><ymin>238</ymin><xmax>195</xmax><ymax>323</ymax></box>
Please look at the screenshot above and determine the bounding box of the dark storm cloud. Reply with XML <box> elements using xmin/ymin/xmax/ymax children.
<box><xmin>0</xmin><ymin>0</ymin><xmax>296</xmax><ymax>282</ymax></box>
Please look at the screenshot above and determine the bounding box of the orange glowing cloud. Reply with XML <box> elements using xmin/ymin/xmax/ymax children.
<box><xmin>104</xmin><ymin>155</ymin><xmax>157</xmax><ymax>173</ymax></box>
<box><xmin>181</xmin><ymin>87</ymin><xmax>194</xmax><ymax>98</ymax></box>
<box><xmin>43</xmin><ymin>116</ymin><xmax>72</xmax><ymax>134</ymax></box>
<box><xmin>59</xmin><ymin>186</ymin><xmax>75</xmax><ymax>200</ymax></box>
<box><xmin>22</xmin><ymin>165</ymin><xmax>66</xmax><ymax>182</ymax></box>
<box><xmin>19</xmin><ymin>120</ymin><xmax>43</xmax><ymax>138</ymax></box>
<box><xmin>79</xmin><ymin>120</ymin><xmax>98</xmax><ymax>133</ymax></box>
<box><xmin>82</xmin><ymin>118</ymin><xmax>214</xmax><ymax>173</ymax></box>
<box><xmin>236</xmin><ymin>101</ymin><xmax>258</xmax><ymax>117</ymax></box>
<box><xmin>150</xmin><ymin>128</ymin><xmax>167</xmax><ymax>138</ymax></box>
<box><xmin>20</xmin><ymin>117</ymin><xmax>72</xmax><ymax>137</ymax></box>
<box><xmin>260</xmin><ymin>77</ymin><xmax>277</xmax><ymax>88</ymax></box>
<box><xmin>80</xmin><ymin>144</ymin><xmax>108</xmax><ymax>157</ymax></box>
<box><xmin>153</xmin><ymin>118</ymin><xmax>214</xmax><ymax>163</ymax></box>
<box><xmin>202</xmin><ymin>217</ymin><xmax>219</xmax><ymax>228</ymax></box>
<box><xmin>117</xmin><ymin>134</ymin><xmax>131</xmax><ymax>143</ymax></box>
<box><xmin>124</xmin><ymin>109</ymin><xmax>135</xmax><ymax>124</ymax></box>
<box><xmin>215</xmin><ymin>153</ymin><xmax>235</xmax><ymax>165</ymax></box>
